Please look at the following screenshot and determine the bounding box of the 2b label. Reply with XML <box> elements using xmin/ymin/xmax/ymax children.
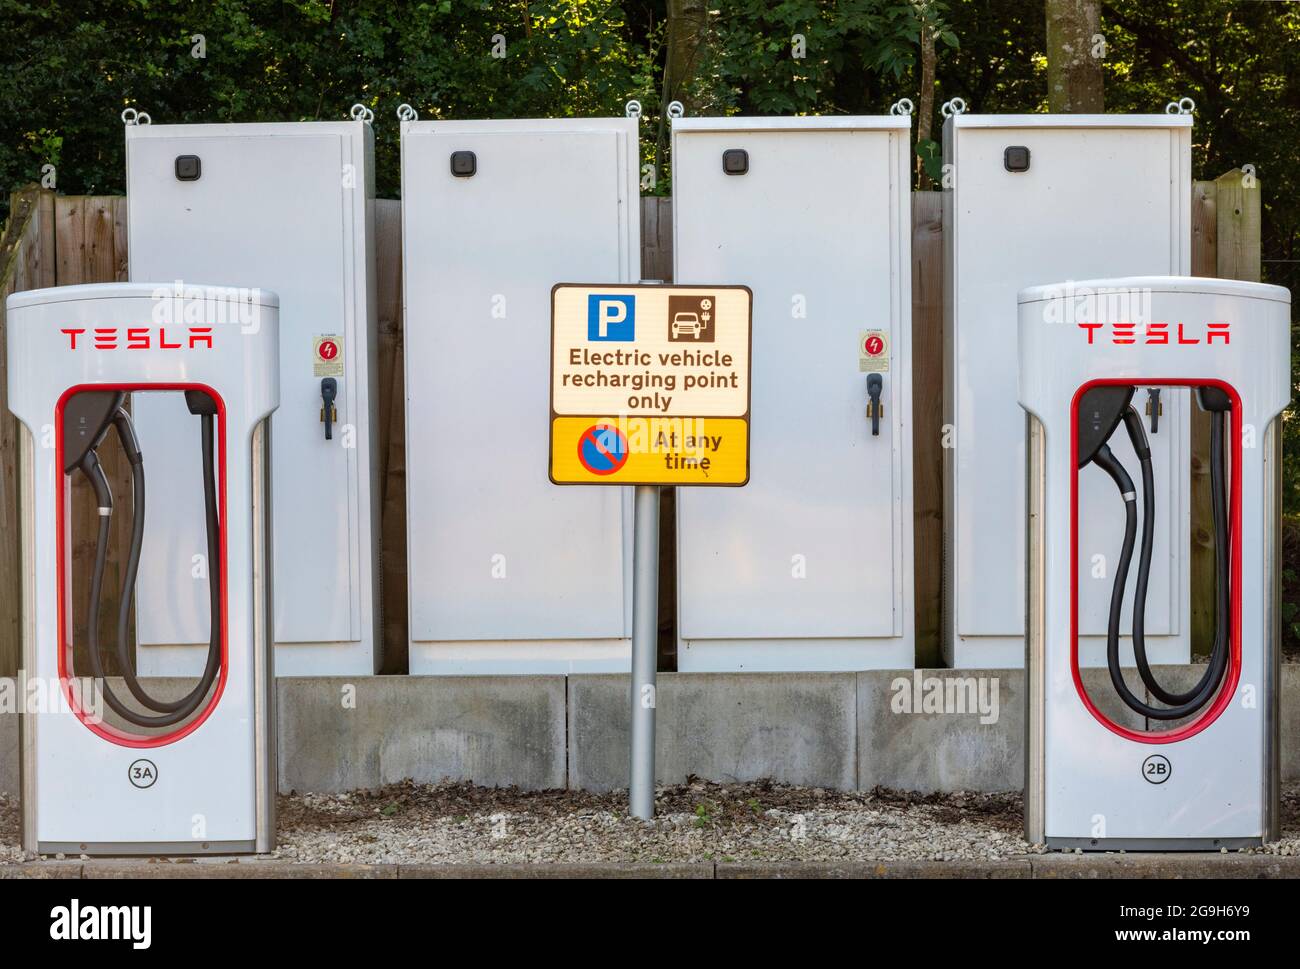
<box><xmin>1141</xmin><ymin>754</ymin><xmax>1171</xmax><ymax>785</ymax></box>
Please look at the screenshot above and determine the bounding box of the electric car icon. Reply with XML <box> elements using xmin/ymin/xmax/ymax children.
<box><xmin>672</xmin><ymin>311</ymin><xmax>704</xmax><ymax>339</ymax></box>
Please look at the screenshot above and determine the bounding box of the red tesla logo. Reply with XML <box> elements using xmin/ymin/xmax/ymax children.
<box><xmin>61</xmin><ymin>327</ymin><xmax>215</xmax><ymax>350</ymax></box>
<box><xmin>1077</xmin><ymin>322</ymin><xmax>1230</xmax><ymax>346</ymax></box>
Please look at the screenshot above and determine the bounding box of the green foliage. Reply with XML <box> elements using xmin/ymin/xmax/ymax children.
<box><xmin>0</xmin><ymin>0</ymin><xmax>659</xmax><ymax>202</ymax></box>
<box><xmin>915</xmin><ymin>137</ymin><xmax>941</xmax><ymax>182</ymax></box>
<box><xmin>686</xmin><ymin>0</ymin><xmax>953</xmax><ymax>116</ymax></box>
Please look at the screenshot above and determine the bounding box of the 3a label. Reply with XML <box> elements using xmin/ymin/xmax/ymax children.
<box><xmin>128</xmin><ymin>759</ymin><xmax>158</xmax><ymax>789</ymax></box>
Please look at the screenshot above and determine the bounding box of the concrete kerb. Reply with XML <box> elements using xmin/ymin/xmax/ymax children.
<box><xmin>3</xmin><ymin>855</ymin><xmax>1299</xmax><ymax>878</ymax></box>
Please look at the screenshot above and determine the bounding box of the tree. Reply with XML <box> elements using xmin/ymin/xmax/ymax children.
<box><xmin>656</xmin><ymin>0</ymin><xmax>709</xmax><ymax>175</ymax></box>
<box><xmin>914</xmin><ymin>1</ymin><xmax>944</xmax><ymax>187</ymax></box>
<box><xmin>1045</xmin><ymin>0</ymin><xmax>1104</xmax><ymax>111</ymax></box>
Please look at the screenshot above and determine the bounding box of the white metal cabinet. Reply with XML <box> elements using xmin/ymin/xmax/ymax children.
<box><xmin>943</xmin><ymin>113</ymin><xmax>1192</xmax><ymax>668</ymax></box>
<box><xmin>126</xmin><ymin>121</ymin><xmax>381</xmax><ymax>675</ymax></box>
<box><xmin>400</xmin><ymin>118</ymin><xmax>639</xmax><ymax>674</ymax></box>
<box><xmin>672</xmin><ymin>116</ymin><xmax>914</xmax><ymax>671</ymax></box>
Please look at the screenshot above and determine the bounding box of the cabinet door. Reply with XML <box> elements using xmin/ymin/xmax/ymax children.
<box><xmin>403</xmin><ymin>129</ymin><xmax>631</xmax><ymax>641</ymax></box>
<box><xmin>675</xmin><ymin>129</ymin><xmax>901</xmax><ymax>639</ymax></box>
<box><xmin>128</xmin><ymin>132</ymin><xmax>358</xmax><ymax>647</ymax></box>
<box><xmin>953</xmin><ymin>127</ymin><xmax>1185</xmax><ymax>639</ymax></box>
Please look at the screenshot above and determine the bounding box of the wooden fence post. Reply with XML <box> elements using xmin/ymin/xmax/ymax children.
<box><xmin>1188</xmin><ymin>179</ymin><xmax>1218</xmax><ymax>657</ymax></box>
<box><xmin>1215</xmin><ymin>168</ymin><xmax>1263</xmax><ymax>283</ymax></box>
<box><xmin>1187</xmin><ymin>169</ymin><xmax>1262</xmax><ymax>658</ymax></box>
<box><xmin>0</xmin><ymin>187</ymin><xmax>57</xmax><ymax>676</ymax></box>
<box><xmin>912</xmin><ymin>192</ymin><xmax>944</xmax><ymax>667</ymax></box>
<box><xmin>374</xmin><ymin>199</ymin><xmax>408</xmax><ymax>675</ymax></box>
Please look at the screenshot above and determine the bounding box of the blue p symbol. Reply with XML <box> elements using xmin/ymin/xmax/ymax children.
<box><xmin>588</xmin><ymin>294</ymin><xmax>636</xmax><ymax>341</ymax></box>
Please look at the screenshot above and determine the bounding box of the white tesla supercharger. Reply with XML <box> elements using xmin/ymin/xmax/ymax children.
<box><xmin>1021</xmin><ymin>277</ymin><xmax>1290</xmax><ymax>850</ymax></box>
<box><xmin>8</xmin><ymin>282</ymin><xmax>278</xmax><ymax>855</ymax></box>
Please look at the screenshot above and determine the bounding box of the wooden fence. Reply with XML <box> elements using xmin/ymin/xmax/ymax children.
<box><xmin>0</xmin><ymin>173</ymin><xmax>1262</xmax><ymax>675</ymax></box>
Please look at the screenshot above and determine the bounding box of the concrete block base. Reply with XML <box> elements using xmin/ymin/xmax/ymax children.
<box><xmin>567</xmin><ymin>673</ymin><xmax>857</xmax><ymax>792</ymax></box>
<box><xmin>1</xmin><ymin>667</ymin><xmax>1297</xmax><ymax>796</ymax></box>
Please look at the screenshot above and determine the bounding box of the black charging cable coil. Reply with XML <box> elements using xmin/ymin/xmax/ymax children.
<box><xmin>68</xmin><ymin>391</ymin><xmax>223</xmax><ymax>729</ymax></box>
<box><xmin>1079</xmin><ymin>386</ymin><xmax>1231</xmax><ymax>721</ymax></box>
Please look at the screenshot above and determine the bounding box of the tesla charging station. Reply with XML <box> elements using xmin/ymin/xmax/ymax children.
<box><xmin>1021</xmin><ymin>277</ymin><xmax>1290</xmax><ymax>849</ymax></box>
<box><xmin>672</xmin><ymin>112</ymin><xmax>915</xmax><ymax>671</ymax></box>
<box><xmin>9</xmin><ymin>282</ymin><xmax>279</xmax><ymax>855</ymax></box>
<box><xmin>124</xmin><ymin>107</ymin><xmax>381</xmax><ymax>676</ymax></box>
<box><xmin>400</xmin><ymin>106</ymin><xmax>640</xmax><ymax>674</ymax></box>
<box><xmin>944</xmin><ymin>104</ymin><xmax>1194</xmax><ymax>668</ymax></box>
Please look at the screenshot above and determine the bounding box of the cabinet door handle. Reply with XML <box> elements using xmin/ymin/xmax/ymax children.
<box><xmin>866</xmin><ymin>373</ymin><xmax>883</xmax><ymax>437</ymax></box>
<box><xmin>320</xmin><ymin>378</ymin><xmax>338</xmax><ymax>440</ymax></box>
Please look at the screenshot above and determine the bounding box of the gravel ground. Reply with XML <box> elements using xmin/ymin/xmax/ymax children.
<box><xmin>273</xmin><ymin>780</ymin><xmax>1027</xmax><ymax>865</ymax></box>
<box><xmin>3</xmin><ymin>781</ymin><xmax>1298</xmax><ymax>866</ymax></box>
<box><xmin>0</xmin><ymin>794</ymin><xmax>19</xmax><ymax>864</ymax></box>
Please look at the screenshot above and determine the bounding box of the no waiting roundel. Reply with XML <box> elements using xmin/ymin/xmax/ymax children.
<box><xmin>577</xmin><ymin>423</ymin><xmax>629</xmax><ymax>476</ymax></box>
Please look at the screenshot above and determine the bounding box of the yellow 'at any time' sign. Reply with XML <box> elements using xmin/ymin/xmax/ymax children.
<box><xmin>550</xmin><ymin>284</ymin><xmax>752</xmax><ymax>486</ymax></box>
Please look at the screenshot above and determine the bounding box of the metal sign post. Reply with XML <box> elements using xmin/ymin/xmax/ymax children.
<box><xmin>549</xmin><ymin>282</ymin><xmax>752</xmax><ymax>819</ymax></box>
<box><xmin>629</xmin><ymin>484</ymin><xmax>659</xmax><ymax>820</ymax></box>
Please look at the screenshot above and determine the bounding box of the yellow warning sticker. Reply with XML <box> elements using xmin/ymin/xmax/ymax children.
<box><xmin>550</xmin><ymin>416</ymin><xmax>749</xmax><ymax>486</ymax></box>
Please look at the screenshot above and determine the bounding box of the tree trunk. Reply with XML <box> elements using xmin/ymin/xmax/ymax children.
<box><xmin>916</xmin><ymin>16</ymin><xmax>936</xmax><ymax>189</ymax></box>
<box><xmin>655</xmin><ymin>0</ymin><xmax>709</xmax><ymax>187</ymax></box>
<box><xmin>1045</xmin><ymin>0</ymin><xmax>1104</xmax><ymax>112</ymax></box>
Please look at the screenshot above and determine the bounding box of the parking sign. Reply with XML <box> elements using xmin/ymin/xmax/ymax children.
<box><xmin>550</xmin><ymin>283</ymin><xmax>752</xmax><ymax>486</ymax></box>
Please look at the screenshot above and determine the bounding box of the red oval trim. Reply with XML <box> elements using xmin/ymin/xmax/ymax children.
<box><xmin>1069</xmin><ymin>378</ymin><xmax>1242</xmax><ymax>744</ymax></box>
<box><xmin>55</xmin><ymin>382</ymin><xmax>228</xmax><ymax>748</ymax></box>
